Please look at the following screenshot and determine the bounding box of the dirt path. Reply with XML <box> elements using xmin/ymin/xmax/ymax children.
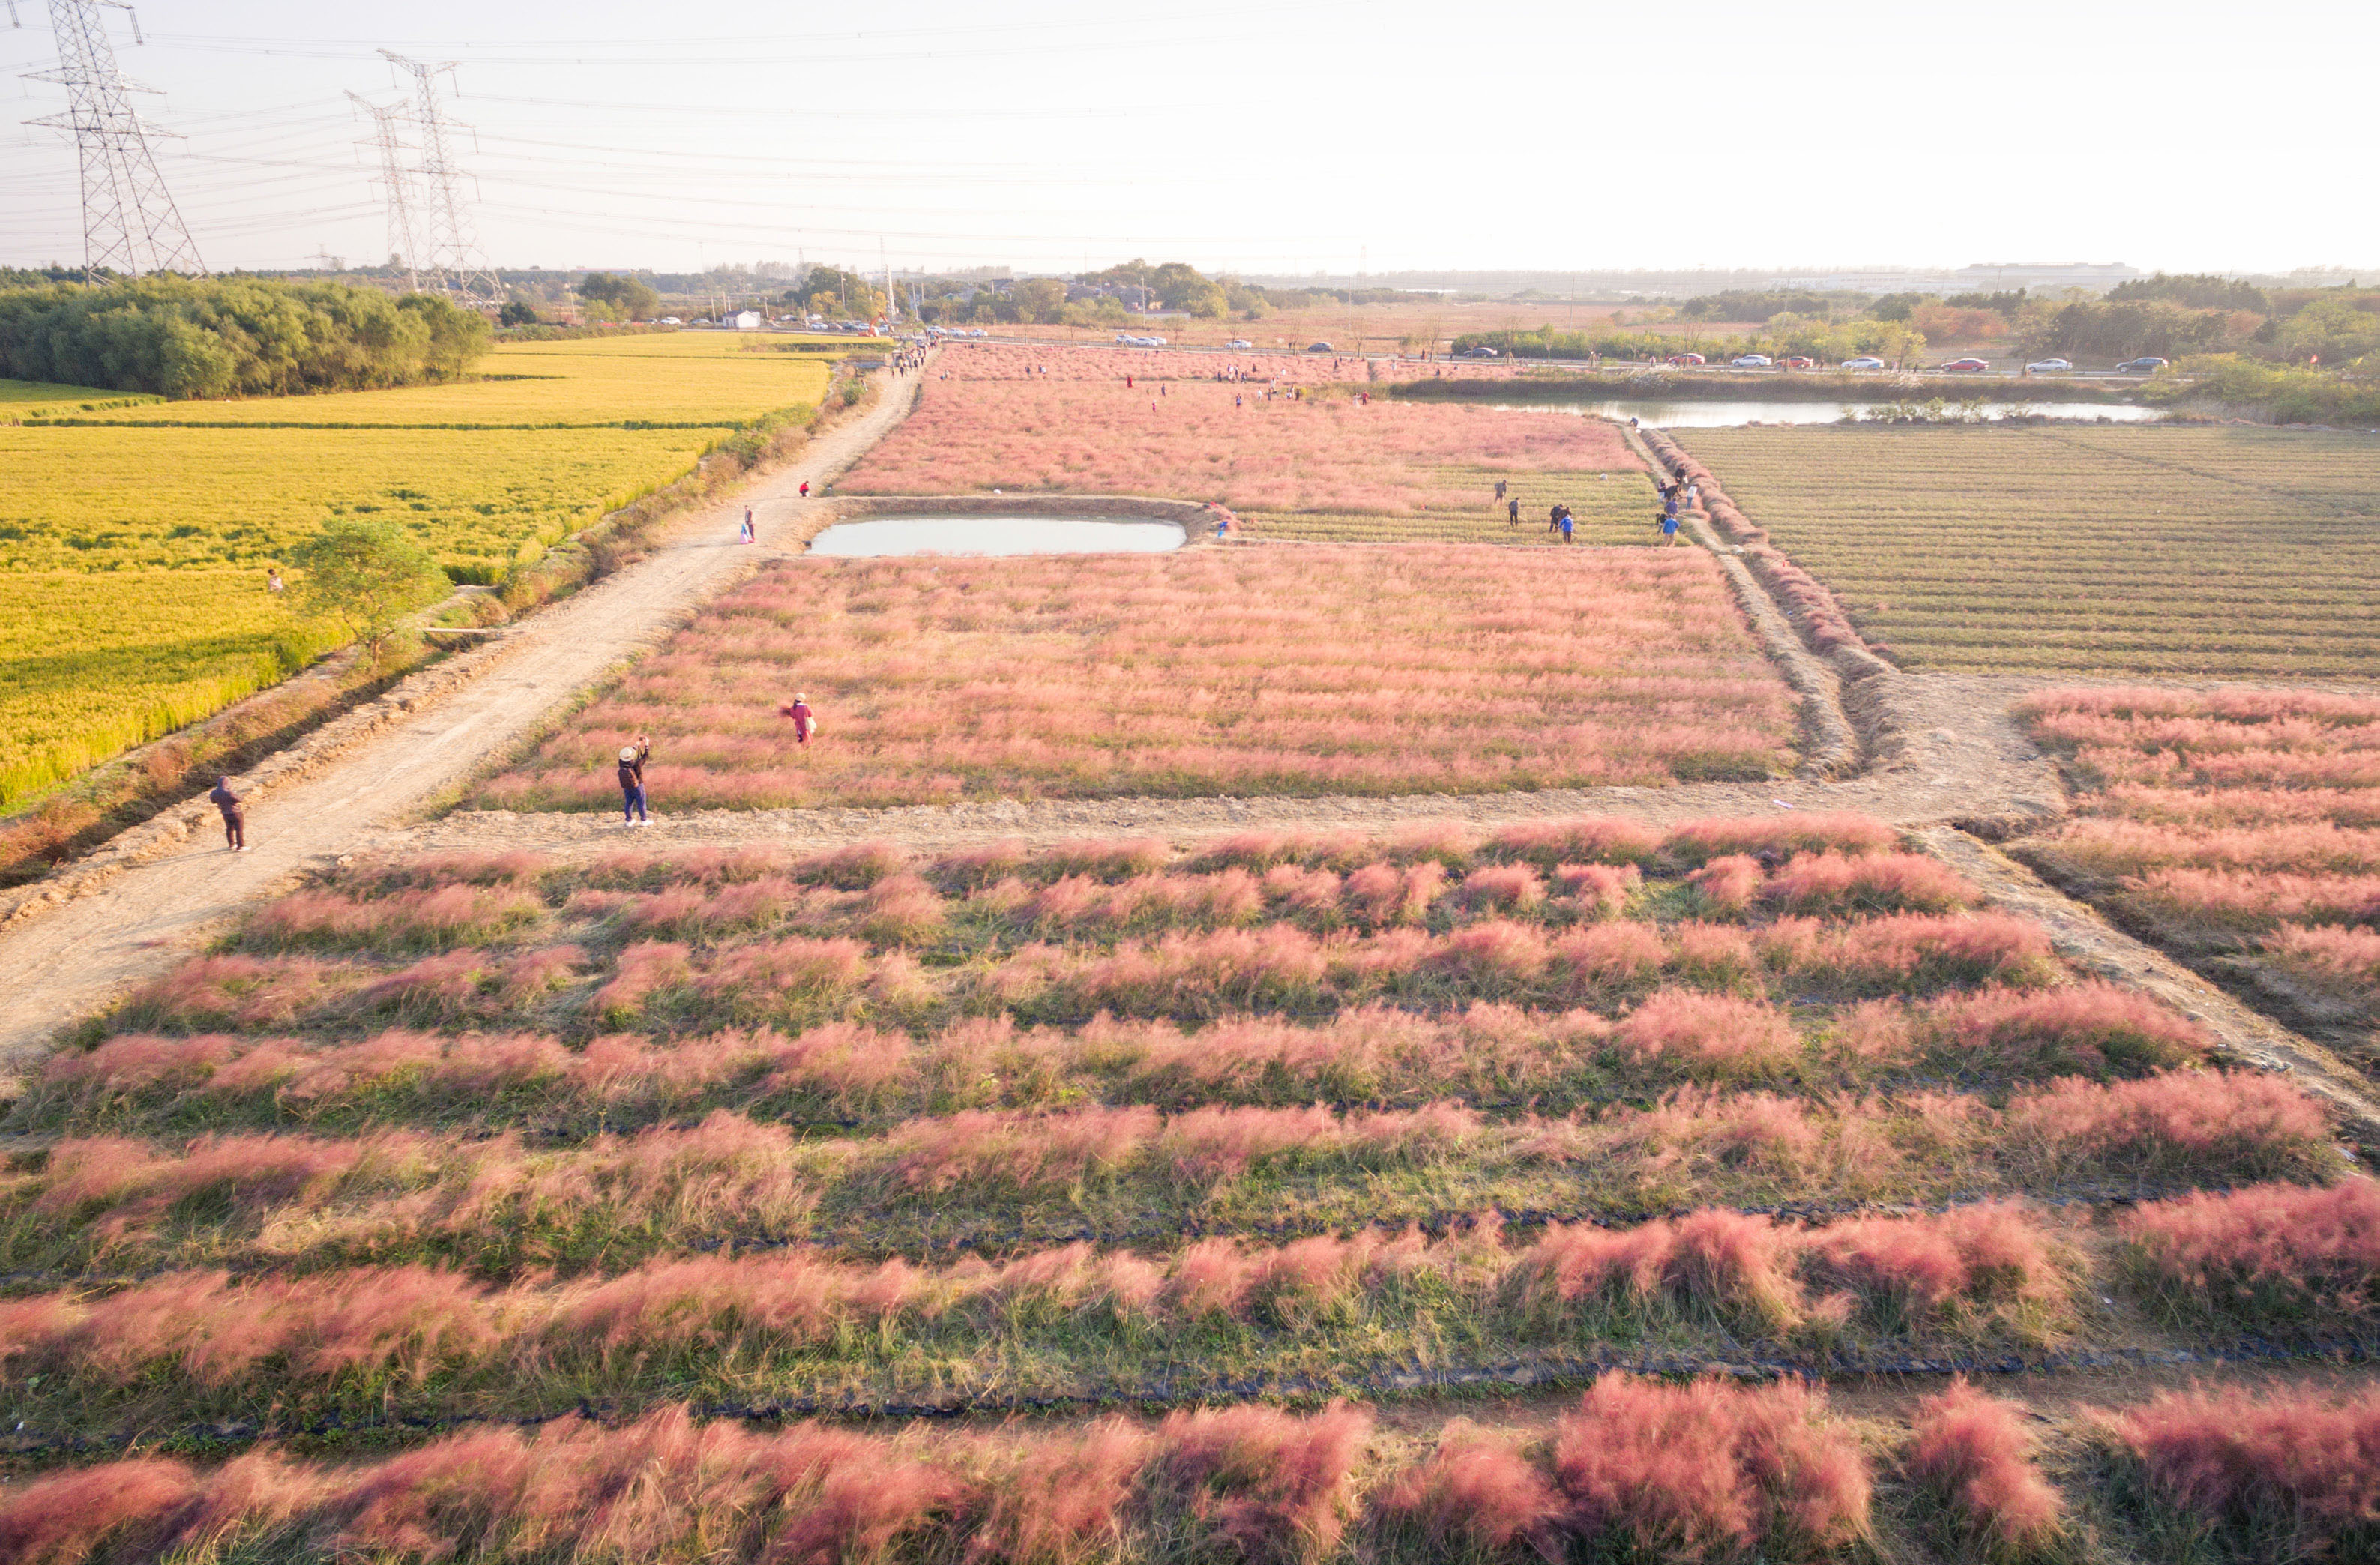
<box><xmin>0</xmin><ymin>377</ymin><xmax>921</xmax><ymax>1077</ymax></box>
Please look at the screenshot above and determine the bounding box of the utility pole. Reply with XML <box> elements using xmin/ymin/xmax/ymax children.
<box><xmin>377</xmin><ymin>49</ymin><xmax>498</xmax><ymax>304</ymax></box>
<box><xmin>26</xmin><ymin>0</ymin><xmax>202</xmax><ymax>278</ymax></box>
<box><xmin>346</xmin><ymin>90</ymin><xmax>421</xmax><ymax>293</ymax></box>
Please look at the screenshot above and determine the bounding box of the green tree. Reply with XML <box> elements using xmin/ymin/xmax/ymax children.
<box><xmin>578</xmin><ymin>272</ymin><xmax>660</xmax><ymax>321</ymax></box>
<box><xmin>1013</xmin><ymin>278</ymin><xmax>1067</xmax><ymax>322</ymax></box>
<box><xmin>291</xmin><ymin>519</ymin><xmax>449</xmax><ymax>667</ymax></box>
<box><xmin>498</xmin><ymin>300</ymin><xmax>540</xmax><ymax>327</ymax></box>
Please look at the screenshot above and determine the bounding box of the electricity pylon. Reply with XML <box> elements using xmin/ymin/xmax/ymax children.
<box><xmin>25</xmin><ymin>0</ymin><xmax>203</xmax><ymax>278</ymax></box>
<box><xmin>346</xmin><ymin>89</ymin><xmax>422</xmax><ymax>293</ymax></box>
<box><xmin>377</xmin><ymin>49</ymin><xmax>498</xmax><ymax>303</ymax></box>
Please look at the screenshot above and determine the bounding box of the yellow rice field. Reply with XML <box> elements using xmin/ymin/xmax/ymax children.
<box><xmin>0</xmin><ymin>330</ymin><xmax>828</xmax><ymax>808</ymax></box>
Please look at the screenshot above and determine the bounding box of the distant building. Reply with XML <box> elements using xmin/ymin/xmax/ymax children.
<box><xmin>732</xmin><ymin>310</ymin><xmax>762</xmax><ymax>330</ymax></box>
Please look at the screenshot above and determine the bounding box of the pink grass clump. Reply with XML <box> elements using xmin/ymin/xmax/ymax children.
<box><xmin>2011</xmin><ymin>1070</ymin><xmax>2335</xmax><ymax>1180</ymax></box>
<box><xmin>1663</xmin><ymin>812</ymin><xmax>1899</xmax><ymax>867</ymax></box>
<box><xmin>1762</xmin><ymin>851</ymin><xmax>1978</xmax><ymax>917</ymax></box>
<box><xmin>1904</xmin><ymin>1378</ymin><xmax>2065</xmax><ymax>1554</ymax></box>
<box><xmin>1760</xmin><ymin>913</ymin><xmax>2060</xmax><ymax>994</ymax></box>
<box><xmin>1151</xmin><ymin>1401</ymin><xmax>1373</xmax><ymax>1565</ymax></box>
<box><xmin>2265</xmin><ymin>923</ymin><xmax>2380</xmax><ymax>1012</ymax></box>
<box><xmin>0</xmin><ymin>1457</ymin><xmax>198</xmax><ymax>1564</ymax></box>
<box><xmin>111</xmin><ymin>953</ymin><xmax>354</xmax><ymax>1033</ymax></box>
<box><xmin>1919</xmin><ymin>983</ymin><xmax>2208</xmax><ymax>1079</ymax></box>
<box><xmin>1689</xmin><ymin>854</ymin><xmax>1765</xmax><ymax>917</ymax></box>
<box><xmin>2121</xmin><ymin>1177</ymin><xmax>2380</xmax><ymax>1330</ymax></box>
<box><xmin>1460</xmin><ymin>862</ymin><xmax>1546</xmax><ymax>915</ymax></box>
<box><xmin>1552</xmin><ymin>1373</ymin><xmax>1871</xmax><ymax>1559</ymax></box>
<box><xmin>241</xmin><ymin>884</ymin><xmax>545</xmax><ymax>953</ymax></box>
<box><xmin>1615</xmin><ymin>990</ymin><xmax>1801</xmax><ymax>1081</ymax></box>
<box><xmin>1553</xmin><ymin>861</ymin><xmax>1641</xmax><ymax>920</ymax></box>
<box><xmin>1374</xmin><ymin>1420</ymin><xmax>1564</xmax><ymax>1557</ymax></box>
<box><xmin>2109</xmin><ymin>1381</ymin><xmax>2380</xmax><ymax>1555</ymax></box>
<box><xmin>1489</xmin><ymin>815</ymin><xmax>1664</xmax><ymax>869</ymax></box>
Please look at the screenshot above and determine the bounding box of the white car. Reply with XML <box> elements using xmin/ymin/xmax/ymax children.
<box><xmin>1731</xmin><ymin>354</ymin><xmax>1773</xmax><ymax>368</ymax></box>
<box><xmin>1224</xmin><ymin>338</ymin><xmax>1253</xmax><ymax>349</ymax></box>
<box><xmin>657</xmin><ymin>316</ymin><xmax>682</xmax><ymax>325</ymax></box>
<box><xmin>1840</xmin><ymin>357</ymin><xmax>1886</xmax><ymax>370</ymax></box>
<box><xmin>2026</xmin><ymin>358</ymin><xmax>2073</xmax><ymax>373</ymax></box>
<box><xmin>966</xmin><ymin>328</ymin><xmax>988</xmax><ymax>338</ymax></box>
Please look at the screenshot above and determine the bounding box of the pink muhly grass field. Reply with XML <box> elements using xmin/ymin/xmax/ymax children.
<box><xmin>2021</xmin><ymin>686</ymin><xmax>2380</xmax><ymax>1015</ymax></box>
<box><xmin>476</xmin><ymin>548</ymin><xmax>1795</xmax><ymax>812</ymax></box>
<box><xmin>839</xmin><ymin>372</ymin><xmax>1636</xmax><ymax>516</ymax></box>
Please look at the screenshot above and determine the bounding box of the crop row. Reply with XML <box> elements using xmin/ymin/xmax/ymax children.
<box><xmin>0</xmin><ymin>1071</ymin><xmax>2336</xmax><ymax>1278</ymax></box>
<box><xmin>32</xmin><ymin>982</ymin><xmax>2210</xmax><ymax>1139</ymax></box>
<box><xmin>0</xmin><ymin>1198</ymin><xmax>2088</xmax><ymax>1433</ymax></box>
<box><xmin>7</xmin><ymin>1175</ymin><xmax>2374</xmax><ymax>1439</ymax></box>
<box><xmin>228</xmin><ymin>846</ymin><xmax>1984</xmax><ymax>959</ymax></box>
<box><xmin>7</xmin><ymin>1377</ymin><xmax>2379</xmax><ymax>1565</ymax></box>
<box><xmin>116</xmin><ymin>908</ymin><xmax>2071</xmax><ymax>1040</ymax></box>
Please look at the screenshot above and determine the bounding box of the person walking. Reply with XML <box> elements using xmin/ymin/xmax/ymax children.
<box><xmin>618</xmin><ymin>737</ymin><xmax>651</xmax><ymax>824</ymax></box>
<box><xmin>781</xmin><ymin>693</ymin><xmax>816</xmax><ymax>744</ymax></box>
<box><xmin>739</xmin><ymin>507</ymin><xmax>755</xmax><ymax>544</ymax></box>
<box><xmin>1659</xmin><ymin>512</ymin><xmax>1681</xmax><ymax>546</ymax></box>
<box><xmin>265</xmin><ymin>569</ymin><xmax>284</xmax><ymax>594</ymax></box>
<box><xmin>800</xmin><ymin>480</ymin><xmax>810</xmax><ymax>498</ymax></box>
<box><xmin>1507</xmin><ymin>497</ymin><xmax>1521</xmax><ymax>528</ymax></box>
<box><xmin>1493</xmin><ymin>479</ymin><xmax>1508</xmax><ymax>502</ymax></box>
<box><xmin>1558</xmin><ymin>510</ymin><xmax>1575</xmax><ymax>544</ymax></box>
<box><xmin>208</xmin><ymin>776</ymin><xmax>248</xmax><ymax>852</ymax></box>
<box><xmin>1664</xmin><ymin>492</ymin><xmax>1681</xmax><ymax>523</ymax></box>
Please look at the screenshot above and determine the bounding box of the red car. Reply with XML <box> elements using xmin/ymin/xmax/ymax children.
<box><xmin>1666</xmin><ymin>352</ymin><xmax>1705</xmax><ymax>367</ymax></box>
<box><xmin>1780</xmin><ymin>356</ymin><xmax>1814</xmax><ymax>370</ymax></box>
<box><xmin>1939</xmin><ymin>358</ymin><xmax>1989</xmax><ymax>373</ymax></box>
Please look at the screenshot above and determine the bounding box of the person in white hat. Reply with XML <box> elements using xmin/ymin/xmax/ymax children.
<box><xmin>780</xmin><ymin>693</ymin><xmax>816</xmax><ymax>745</ymax></box>
<box><xmin>616</xmin><ymin>735</ymin><xmax>651</xmax><ymax>824</ymax></box>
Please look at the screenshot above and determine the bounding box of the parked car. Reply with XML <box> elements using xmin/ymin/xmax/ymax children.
<box><xmin>1224</xmin><ymin>338</ymin><xmax>1253</xmax><ymax>349</ymax></box>
<box><xmin>2115</xmin><ymin>357</ymin><xmax>2169</xmax><ymax>374</ymax></box>
<box><xmin>1940</xmin><ymin>358</ymin><xmax>1990</xmax><ymax>373</ymax></box>
<box><xmin>1307</xmin><ymin>341</ymin><xmax>1334</xmax><ymax>352</ymax></box>
<box><xmin>1731</xmin><ymin>354</ymin><xmax>1773</xmax><ymax>368</ymax></box>
<box><xmin>1780</xmin><ymin>356</ymin><xmax>1814</xmax><ymax>370</ymax></box>
<box><xmin>965</xmin><ymin>328</ymin><xmax>989</xmax><ymax>338</ymax></box>
<box><xmin>1840</xmin><ymin>356</ymin><xmax>1886</xmax><ymax>370</ymax></box>
<box><xmin>2025</xmin><ymin>358</ymin><xmax>2073</xmax><ymax>373</ymax></box>
<box><xmin>658</xmin><ymin>316</ymin><xmax>682</xmax><ymax>325</ymax></box>
<box><xmin>1454</xmin><ymin>346</ymin><xmax>1499</xmax><ymax>358</ymax></box>
<box><xmin>1666</xmin><ymin>352</ymin><xmax>1705</xmax><ymax>367</ymax></box>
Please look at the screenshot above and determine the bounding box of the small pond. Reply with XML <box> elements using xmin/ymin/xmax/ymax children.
<box><xmin>1489</xmin><ymin>399</ymin><xmax>2166</xmax><ymax>428</ymax></box>
<box><xmin>806</xmin><ymin>515</ymin><xmax>1188</xmax><ymax>557</ymax></box>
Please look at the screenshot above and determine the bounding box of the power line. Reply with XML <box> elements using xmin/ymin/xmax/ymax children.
<box><xmin>23</xmin><ymin>0</ymin><xmax>202</xmax><ymax>277</ymax></box>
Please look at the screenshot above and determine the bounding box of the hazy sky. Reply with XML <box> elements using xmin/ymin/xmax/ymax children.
<box><xmin>3</xmin><ymin>0</ymin><xmax>2372</xmax><ymax>277</ymax></box>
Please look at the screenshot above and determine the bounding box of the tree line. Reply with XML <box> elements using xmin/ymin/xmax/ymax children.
<box><xmin>0</xmin><ymin>275</ymin><xmax>489</xmax><ymax>399</ymax></box>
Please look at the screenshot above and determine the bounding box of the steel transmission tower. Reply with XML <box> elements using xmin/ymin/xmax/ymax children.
<box><xmin>377</xmin><ymin>49</ymin><xmax>497</xmax><ymax>303</ymax></box>
<box><xmin>346</xmin><ymin>90</ymin><xmax>422</xmax><ymax>293</ymax></box>
<box><xmin>25</xmin><ymin>0</ymin><xmax>203</xmax><ymax>277</ymax></box>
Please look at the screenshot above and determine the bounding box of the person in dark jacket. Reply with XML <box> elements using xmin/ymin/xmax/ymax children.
<box><xmin>208</xmin><ymin>776</ymin><xmax>247</xmax><ymax>851</ymax></box>
<box><xmin>617</xmin><ymin>738</ymin><xmax>651</xmax><ymax>824</ymax></box>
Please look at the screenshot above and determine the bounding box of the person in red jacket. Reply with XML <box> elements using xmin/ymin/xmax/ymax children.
<box><xmin>780</xmin><ymin>693</ymin><xmax>816</xmax><ymax>744</ymax></box>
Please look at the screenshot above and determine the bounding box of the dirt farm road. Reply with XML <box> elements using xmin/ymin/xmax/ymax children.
<box><xmin>0</xmin><ymin>381</ymin><xmax>921</xmax><ymax>1076</ymax></box>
